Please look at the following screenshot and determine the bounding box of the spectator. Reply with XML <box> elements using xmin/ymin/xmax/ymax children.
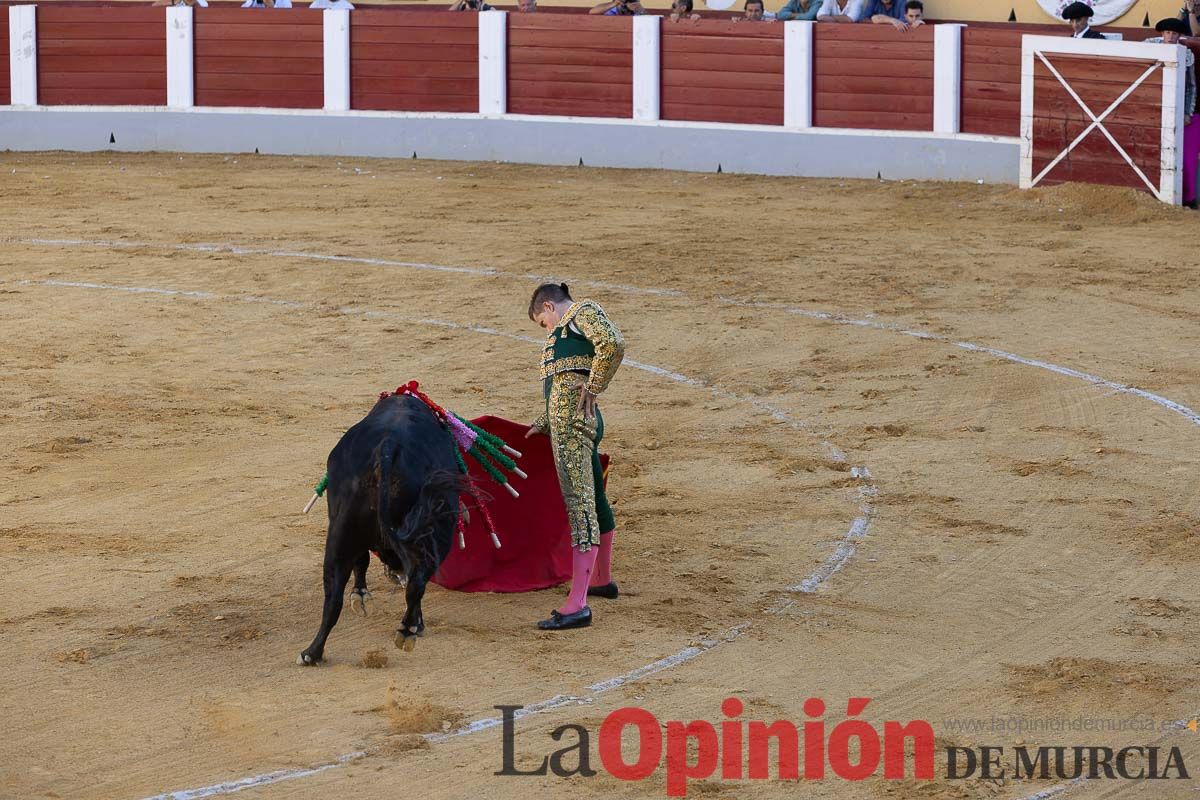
<box><xmin>310</xmin><ymin>0</ymin><xmax>354</xmax><ymax>7</ymax></box>
<box><xmin>734</xmin><ymin>0</ymin><xmax>776</xmax><ymax>21</ymax></box>
<box><xmin>866</xmin><ymin>0</ymin><xmax>904</xmax><ymax>27</ymax></box>
<box><xmin>865</xmin><ymin>0</ymin><xmax>922</xmax><ymax>29</ymax></box>
<box><xmin>450</xmin><ymin>0</ymin><xmax>494</xmax><ymax>9</ymax></box>
<box><xmin>590</xmin><ymin>0</ymin><xmax>644</xmax><ymax>14</ymax></box>
<box><xmin>1181</xmin><ymin>0</ymin><xmax>1200</xmax><ymax>37</ymax></box>
<box><xmin>903</xmin><ymin>0</ymin><xmax>924</xmax><ymax>27</ymax></box>
<box><xmin>1061</xmin><ymin>2</ymin><xmax>1103</xmax><ymax>38</ymax></box>
<box><xmin>1148</xmin><ymin>17</ymin><xmax>1197</xmax><ymax>208</ymax></box>
<box><xmin>669</xmin><ymin>0</ymin><xmax>700</xmax><ymax>22</ymax></box>
<box><xmin>518</xmin><ymin>0</ymin><xmax>537</xmax><ymax>10</ymax></box>
<box><xmin>242</xmin><ymin>0</ymin><xmax>292</xmax><ymax>6</ymax></box>
<box><xmin>153</xmin><ymin>0</ymin><xmax>209</xmax><ymax>7</ymax></box>
<box><xmin>817</xmin><ymin>0</ymin><xmax>867</xmax><ymax>23</ymax></box>
<box><xmin>777</xmin><ymin>0</ymin><xmax>820</xmax><ymax>21</ymax></box>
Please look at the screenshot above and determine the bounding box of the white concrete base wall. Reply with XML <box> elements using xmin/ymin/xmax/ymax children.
<box><xmin>0</xmin><ymin>107</ymin><xmax>1021</xmax><ymax>184</ymax></box>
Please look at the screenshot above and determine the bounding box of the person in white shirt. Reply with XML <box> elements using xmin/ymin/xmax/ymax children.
<box><xmin>309</xmin><ymin>0</ymin><xmax>353</xmax><ymax>8</ymax></box>
<box><xmin>242</xmin><ymin>0</ymin><xmax>292</xmax><ymax>6</ymax></box>
<box><xmin>153</xmin><ymin>0</ymin><xmax>209</xmax><ymax>8</ymax></box>
<box><xmin>818</xmin><ymin>0</ymin><xmax>867</xmax><ymax>22</ymax></box>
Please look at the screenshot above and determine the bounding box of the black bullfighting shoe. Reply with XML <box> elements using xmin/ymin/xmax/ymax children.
<box><xmin>537</xmin><ymin>607</ymin><xmax>593</xmax><ymax>630</ymax></box>
<box><xmin>586</xmin><ymin>582</ymin><xmax>619</xmax><ymax>599</ymax></box>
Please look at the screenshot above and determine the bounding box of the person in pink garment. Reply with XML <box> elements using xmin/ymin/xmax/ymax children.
<box><xmin>1148</xmin><ymin>18</ymin><xmax>1198</xmax><ymax>208</ymax></box>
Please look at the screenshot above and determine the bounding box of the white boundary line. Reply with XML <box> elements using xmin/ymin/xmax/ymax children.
<box><xmin>11</xmin><ymin>237</ymin><xmax>1197</xmax><ymax>428</ymax></box>
<box><xmin>716</xmin><ymin>298</ymin><xmax>1200</xmax><ymax>427</ymax></box>
<box><xmin>140</xmin><ymin>753</ymin><xmax>364</xmax><ymax>800</ymax></box>
<box><xmin>9</xmin><ymin>275</ymin><xmax>875</xmax><ymax>799</ymax></box>
<box><xmin>787</xmin><ymin>467</ymin><xmax>876</xmax><ymax>594</ymax></box>
<box><xmin>1016</xmin><ymin>778</ymin><xmax>1087</xmax><ymax>800</ymax></box>
<box><xmin>426</xmin><ymin>622</ymin><xmax>753</xmax><ymax>744</ymax></box>
<box><xmin>5</xmin><ymin>238</ymin><xmax>684</xmax><ymax>298</ymax></box>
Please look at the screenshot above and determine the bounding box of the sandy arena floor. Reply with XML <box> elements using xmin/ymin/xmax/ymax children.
<box><xmin>2</xmin><ymin>152</ymin><xmax>1199</xmax><ymax>800</ymax></box>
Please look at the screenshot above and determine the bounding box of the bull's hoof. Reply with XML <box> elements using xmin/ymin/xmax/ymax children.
<box><xmin>297</xmin><ymin>651</ymin><xmax>322</xmax><ymax>666</ymax></box>
<box><xmin>394</xmin><ymin>631</ymin><xmax>417</xmax><ymax>652</ymax></box>
<box><xmin>349</xmin><ymin>589</ymin><xmax>372</xmax><ymax>616</ymax></box>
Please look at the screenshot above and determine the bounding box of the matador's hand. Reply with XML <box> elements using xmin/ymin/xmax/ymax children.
<box><xmin>576</xmin><ymin>388</ymin><xmax>597</xmax><ymax>420</ymax></box>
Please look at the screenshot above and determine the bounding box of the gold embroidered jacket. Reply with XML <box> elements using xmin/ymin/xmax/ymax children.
<box><xmin>538</xmin><ymin>300</ymin><xmax>625</xmax><ymax>396</ymax></box>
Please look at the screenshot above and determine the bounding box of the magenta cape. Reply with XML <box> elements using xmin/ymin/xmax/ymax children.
<box><xmin>431</xmin><ymin>416</ymin><xmax>609</xmax><ymax>593</ymax></box>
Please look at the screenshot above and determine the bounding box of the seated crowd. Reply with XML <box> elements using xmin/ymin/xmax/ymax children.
<box><xmin>587</xmin><ymin>0</ymin><xmax>923</xmax><ymax>23</ymax></box>
<box><xmin>144</xmin><ymin>0</ymin><xmax>1200</xmax><ymax>40</ymax></box>
<box><xmin>149</xmin><ymin>0</ymin><xmax>922</xmax><ymax>21</ymax></box>
<box><xmin>145</xmin><ymin>0</ymin><xmax>1198</xmax><ymax>60</ymax></box>
<box><xmin>142</xmin><ymin>0</ymin><xmax>1196</xmax><ymax>40</ymax></box>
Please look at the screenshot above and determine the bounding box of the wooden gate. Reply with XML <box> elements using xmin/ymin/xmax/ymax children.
<box><xmin>1020</xmin><ymin>35</ymin><xmax>1187</xmax><ymax>203</ymax></box>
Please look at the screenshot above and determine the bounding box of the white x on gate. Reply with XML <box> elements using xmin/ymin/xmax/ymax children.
<box><xmin>1019</xmin><ymin>35</ymin><xmax>1188</xmax><ymax>205</ymax></box>
<box><xmin>1030</xmin><ymin>54</ymin><xmax>1161</xmax><ymax>192</ymax></box>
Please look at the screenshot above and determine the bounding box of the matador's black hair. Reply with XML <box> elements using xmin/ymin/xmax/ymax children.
<box><xmin>528</xmin><ymin>282</ymin><xmax>572</xmax><ymax>320</ymax></box>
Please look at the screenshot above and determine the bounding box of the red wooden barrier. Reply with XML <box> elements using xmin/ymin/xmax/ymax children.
<box><xmin>1030</xmin><ymin>53</ymin><xmax>1163</xmax><ymax>191</ymax></box>
<box><xmin>661</xmin><ymin>20</ymin><xmax>783</xmax><ymax>126</ymax></box>
<box><xmin>36</xmin><ymin>6</ymin><xmax>165</xmax><ymax>106</ymax></box>
<box><xmin>507</xmin><ymin>14</ymin><xmax>632</xmax><ymax>118</ymax></box>
<box><xmin>0</xmin><ymin>11</ymin><xmax>9</xmax><ymax>106</ymax></box>
<box><xmin>812</xmin><ymin>23</ymin><xmax>934</xmax><ymax>131</ymax></box>
<box><xmin>961</xmin><ymin>27</ymin><xmax>1021</xmax><ymax>137</ymax></box>
<box><xmin>351</xmin><ymin>10</ymin><xmax>478</xmax><ymax>112</ymax></box>
<box><xmin>194</xmin><ymin>7</ymin><xmax>323</xmax><ymax>109</ymax></box>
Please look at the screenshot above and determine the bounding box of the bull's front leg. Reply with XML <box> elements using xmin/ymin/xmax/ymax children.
<box><xmin>349</xmin><ymin>551</ymin><xmax>372</xmax><ymax>616</ymax></box>
<box><xmin>298</xmin><ymin>547</ymin><xmax>357</xmax><ymax>666</ymax></box>
<box><xmin>394</xmin><ymin>561</ymin><xmax>435</xmax><ymax>652</ymax></box>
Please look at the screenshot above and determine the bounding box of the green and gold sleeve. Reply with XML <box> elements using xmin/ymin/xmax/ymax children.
<box><xmin>573</xmin><ymin>302</ymin><xmax>625</xmax><ymax>396</ymax></box>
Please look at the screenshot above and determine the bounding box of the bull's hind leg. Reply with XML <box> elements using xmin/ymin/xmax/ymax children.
<box><xmin>349</xmin><ymin>551</ymin><xmax>372</xmax><ymax>616</ymax></box>
<box><xmin>394</xmin><ymin>562</ymin><xmax>435</xmax><ymax>652</ymax></box>
<box><xmin>299</xmin><ymin>531</ymin><xmax>361</xmax><ymax>666</ymax></box>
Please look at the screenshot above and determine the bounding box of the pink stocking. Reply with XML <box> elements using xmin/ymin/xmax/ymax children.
<box><xmin>560</xmin><ymin>546</ymin><xmax>598</xmax><ymax>615</ymax></box>
<box><xmin>590</xmin><ymin>530</ymin><xmax>615</xmax><ymax>586</ymax></box>
<box><xmin>1185</xmin><ymin>119</ymin><xmax>1200</xmax><ymax>205</ymax></box>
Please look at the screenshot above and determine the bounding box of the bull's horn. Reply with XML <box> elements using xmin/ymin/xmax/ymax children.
<box><xmin>502</xmin><ymin>445</ymin><xmax>522</xmax><ymax>459</ymax></box>
<box><xmin>302</xmin><ymin>493</ymin><xmax>321</xmax><ymax>514</ymax></box>
<box><xmin>503</xmin><ymin>483</ymin><xmax>520</xmax><ymax>499</ymax></box>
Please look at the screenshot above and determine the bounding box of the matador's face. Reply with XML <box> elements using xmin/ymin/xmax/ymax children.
<box><xmin>533</xmin><ymin>302</ymin><xmax>565</xmax><ymax>332</ymax></box>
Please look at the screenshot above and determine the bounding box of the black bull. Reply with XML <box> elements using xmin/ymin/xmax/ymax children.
<box><xmin>299</xmin><ymin>393</ymin><xmax>467</xmax><ymax>666</ymax></box>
